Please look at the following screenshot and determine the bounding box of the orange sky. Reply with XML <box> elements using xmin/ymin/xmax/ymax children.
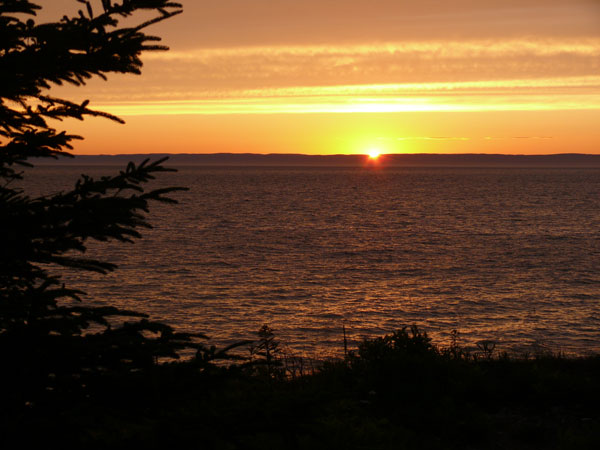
<box><xmin>39</xmin><ymin>0</ymin><xmax>600</xmax><ymax>155</ymax></box>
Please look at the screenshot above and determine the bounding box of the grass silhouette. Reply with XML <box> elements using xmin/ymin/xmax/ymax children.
<box><xmin>2</xmin><ymin>325</ymin><xmax>599</xmax><ymax>449</ymax></box>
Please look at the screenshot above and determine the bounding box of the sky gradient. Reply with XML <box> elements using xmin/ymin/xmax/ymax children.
<box><xmin>40</xmin><ymin>0</ymin><xmax>600</xmax><ymax>155</ymax></box>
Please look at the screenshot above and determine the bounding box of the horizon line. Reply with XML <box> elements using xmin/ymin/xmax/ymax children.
<box><xmin>51</xmin><ymin>152</ymin><xmax>600</xmax><ymax>157</ymax></box>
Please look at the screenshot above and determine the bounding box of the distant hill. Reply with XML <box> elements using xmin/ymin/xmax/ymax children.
<box><xmin>33</xmin><ymin>153</ymin><xmax>600</xmax><ymax>167</ymax></box>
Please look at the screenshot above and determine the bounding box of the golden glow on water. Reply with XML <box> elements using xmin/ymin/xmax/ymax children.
<box><xmin>49</xmin><ymin>166</ymin><xmax>600</xmax><ymax>357</ymax></box>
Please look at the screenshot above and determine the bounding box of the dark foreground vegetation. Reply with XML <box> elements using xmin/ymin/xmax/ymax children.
<box><xmin>2</xmin><ymin>326</ymin><xmax>599</xmax><ymax>450</ymax></box>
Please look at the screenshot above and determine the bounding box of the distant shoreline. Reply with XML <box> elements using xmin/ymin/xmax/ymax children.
<box><xmin>33</xmin><ymin>153</ymin><xmax>600</xmax><ymax>167</ymax></box>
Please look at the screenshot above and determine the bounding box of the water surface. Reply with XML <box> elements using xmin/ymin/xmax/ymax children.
<box><xmin>24</xmin><ymin>166</ymin><xmax>600</xmax><ymax>356</ymax></box>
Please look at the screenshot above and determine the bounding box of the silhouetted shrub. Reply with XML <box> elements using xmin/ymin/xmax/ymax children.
<box><xmin>349</xmin><ymin>325</ymin><xmax>438</xmax><ymax>366</ymax></box>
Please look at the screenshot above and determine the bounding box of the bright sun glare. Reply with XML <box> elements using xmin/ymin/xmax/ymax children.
<box><xmin>367</xmin><ymin>148</ymin><xmax>381</xmax><ymax>159</ymax></box>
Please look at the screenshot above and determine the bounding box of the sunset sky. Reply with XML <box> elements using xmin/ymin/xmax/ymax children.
<box><xmin>40</xmin><ymin>0</ymin><xmax>600</xmax><ymax>155</ymax></box>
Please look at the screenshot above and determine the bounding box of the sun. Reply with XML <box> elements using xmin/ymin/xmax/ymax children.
<box><xmin>367</xmin><ymin>148</ymin><xmax>381</xmax><ymax>160</ymax></box>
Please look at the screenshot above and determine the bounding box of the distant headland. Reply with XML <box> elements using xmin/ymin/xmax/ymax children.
<box><xmin>34</xmin><ymin>153</ymin><xmax>600</xmax><ymax>167</ymax></box>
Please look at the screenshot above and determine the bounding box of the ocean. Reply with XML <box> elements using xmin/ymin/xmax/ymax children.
<box><xmin>23</xmin><ymin>165</ymin><xmax>600</xmax><ymax>357</ymax></box>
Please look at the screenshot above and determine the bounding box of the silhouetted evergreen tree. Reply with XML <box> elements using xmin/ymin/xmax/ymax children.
<box><xmin>249</xmin><ymin>324</ymin><xmax>283</xmax><ymax>378</ymax></box>
<box><xmin>0</xmin><ymin>0</ymin><xmax>208</xmax><ymax>404</ymax></box>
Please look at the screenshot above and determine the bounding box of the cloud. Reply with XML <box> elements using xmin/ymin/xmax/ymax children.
<box><xmin>138</xmin><ymin>39</ymin><xmax>600</xmax><ymax>90</ymax></box>
<box><xmin>68</xmin><ymin>74</ymin><xmax>600</xmax><ymax>116</ymax></box>
<box><xmin>55</xmin><ymin>37</ymin><xmax>599</xmax><ymax>106</ymax></box>
<box><xmin>90</xmin><ymin>89</ymin><xmax>600</xmax><ymax>116</ymax></box>
<box><xmin>483</xmin><ymin>136</ymin><xmax>554</xmax><ymax>140</ymax></box>
<box><xmin>392</xmin><ymin>137</ymin><xmax>472</xmax><ymax>141</ymax></box>
<box><xmin>141</xmin><ymin>0</ymin><xmax>600</xmax><ymax>48</ymax></box>
<box><xmin>510</xmin><ymin>136</ymin><xmax>553</xmax><ymax>139</ymax></box>
<box><xmin>380</xmin><ymin>136</ymin><xmax>554</xmax><ymax>142</ymax></box>
<box><xmin>147</xmin><ymin>39</ymin><xmax>600</xmax><ymax>60</ymax></box>
<box><xmin>50</xmin><ymin>34</ymin><xmax>600</xmax><ymax>116</ymax></box>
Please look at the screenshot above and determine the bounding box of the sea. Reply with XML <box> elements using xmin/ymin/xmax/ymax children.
<box><xmin>22</xmin><ymin>165</ymin><xmax>600</xmax><ymax>357</ymax></box>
